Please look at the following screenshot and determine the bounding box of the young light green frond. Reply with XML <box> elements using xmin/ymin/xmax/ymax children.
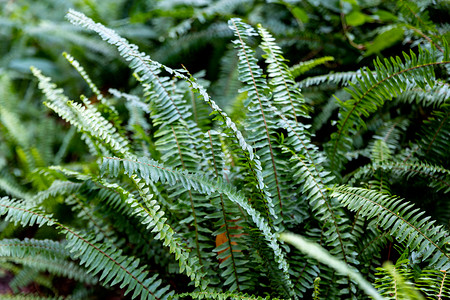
<box><xmin>332</xmin><ymin>186</ymin><xmax>450</xmax><ymax>270</ymax></box>
<box><xmin>375</xmin><ymin>260</ymin><xmax>424</xmax><ymax>300</ymax></box>
<box><xmin>327</xmin><ymin>45</ymin><xmax>450</xmax><ymax>173</ymax></box>
<box><xmin>100</xmin><ymin>156</ymin><xmax>294</xmax><ymax>296</ymax></box>
<box><xmin>416</xmin><ymin>269</ymin><xmax>450</xmax><ymax>299</ymax></box>
<box><xmin>289</xmin><ymin>56</ymin><xmax>334</xmax><ymax>79</ymax></box>
<box><xmin>279</xmin><ymin>232</ymin><xmax>384</xmax><ymax>300</ymax></box>
<box><xmin>0</xmin><ymin>196</ymin><xmax>173</xmax><ymax>300</ymax></box>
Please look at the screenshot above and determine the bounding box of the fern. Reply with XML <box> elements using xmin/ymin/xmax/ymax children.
<box><xmin>327</xmin><ymin>44</ymin><xmax>450</xmax><ymax>173</ymax></box>
<box><xmin>332</xmin><ymin>186</ymin><xmax>450</xmax><ymax>270</ymax></box>
<box><xmin>416</xmin><ymin>269</ymin><xmax>450</xmax><ymax>299</ymax></box>
<box><xmin>100</xmin><ymin>157</ymin><xmax>293</xmax><ymax>291</ymax></box>
<box><xmin>0</xmin><ymin>196</ymin><xmax>174</xmax><ymax>300</ymax></box>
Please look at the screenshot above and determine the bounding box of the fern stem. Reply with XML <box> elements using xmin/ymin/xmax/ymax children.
<box><xmin>439</xmin><ymin>270</ymin><xmax>446</xmax><ymax>299</ymax></box>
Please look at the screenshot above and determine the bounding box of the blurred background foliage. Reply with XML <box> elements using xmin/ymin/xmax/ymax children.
<box><xmin>0</xmin><ymin>0</ymin><xmax>449</xmax><ymax>297</ymax></box>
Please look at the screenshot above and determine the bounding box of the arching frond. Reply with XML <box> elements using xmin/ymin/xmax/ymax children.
<box><xmin>100</xmin><ymin>157</ymin><xmax>294</xmax><ymax>296</ymax></box>
<box><xmin>416</xmin><ymin>269</ymin><xmax>450</xmax><ymax>299</ymax></box>
<box><xmin>0</xmin><ymin>196</ymin><xmax>174</xmax><ymax>300</ymax></box>
<box><xmin>332</xmin><ymin>186</ymin><xmax>450</xmax><ymax>270</ymax></box>
<box><xmin>327</xmin><ymin>45</ymin><xmax>450</xmax><ymax>173</ymax></box>
<box><xmin>375</xmin><ymin>260</ymin><xmax>424</xmax><ymax>300</ymax></box>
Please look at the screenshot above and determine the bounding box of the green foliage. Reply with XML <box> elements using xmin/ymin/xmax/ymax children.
<box><xmin>0</xmin><ymin>0</ymin><xmax>449</xmax><ymax>299</ymax></box>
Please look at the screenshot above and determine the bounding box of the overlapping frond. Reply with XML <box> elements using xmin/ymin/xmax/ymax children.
<box><xmin>31</xmin><ymin>67</ymin><xmax>130</xmax><ymax>157</ymax></box>
<box><xmin>228</xmin><ymin>18</ymin><xmax>283</xmax><ymax>225</ymax></box>
<box><xmin>332</xmin><ymin>186</ymin><xmax>450</xmax><ymax>270</ymax></box>
<box><xmin>100</xmin><ymin>157</ymin><xmax>294</xmax><ymax>296</ymax></box>
<box><xmin>327</xmin><ymin>45</ymin><xmax>450</xmax><ymax>173</ymax></box>
<box><xmin>258</xmin><ymin>24</ymin><xmax>308</xmax><ymax>121</ymax></box>
<box><xmin>0</xmin><ymin>196</ymin><xmax>173</xmax><ymax>300</ymax></box>
<box><xmin>416</xmin><ymin>269</ymin><xmax>450</xmax><ymax>299</ymax></box>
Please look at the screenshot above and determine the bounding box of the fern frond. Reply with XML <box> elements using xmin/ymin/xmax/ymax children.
<box><xmin>0</xmin><ymin>172</ymin><xmax>31</xmax><ymax>199</ymax></box>
<box><xmin>298</xmin><ymin>70</ymin><xmax>364</xmax><ymax>88</ymax></box>
<box><xmin>100</xmin><ymin>157</ymin><xmax>294</xmax><ymax>295</ymax></box>
<box><xmin>280</xmin><ymin>232</ymin><xmax>384</xmax><ymax>300</ymax></box>
<box><xmin>8</xmin><ymin>267</ymin><xmax>53</xmax><ymax>293</ymax></box>
<box><xmin>31</xmin><ymin>67</ymin><xmax>130</xmax><ymax>157</ymax></box>
<box><xmin>375</xmin><ymin>260</ymin><xmax>424</xmax><ymax>300</ymax></box>
<box><xmin>395</xmin><ymin>82</ymin><xmax>450</xmax><ymax>108</ymax></box>
<box><xmin>327</xmin><ymin>45</ymin><xmax>450</xmax><ymax>173</ymax></box>
<box><xmin>0</xmin><ymin>255</ymin><xmax>97</xmax><ymax>285</ymax></box>
<box><xmin>229</xmin><ymin>18</ymin><xmax>283</xmax><ymax>225</ymax></box>
<box><xmin>416</xmin><ymin>104</ymin><xmax>450</xmax><ymax>165</ymax></box>
<box><xmin>63</xmin><ymin>52</ymin><xmax>113</xmax><ymax>110</ymax></box>
<box><xmin>204</xmin><ymin>130</ymin><xmax>252</xmax><ymax>291</ymax></box>
<box><xmin>289</xmin><ymin>56</ymin><xmax>334</xmax><ymax>79</ymax></box>
<box><xmin>65</xmin><ymin>12</ymin><xmax>275</xmax><ymax>236</ymax></box>
<box><xmin>416</xmin><ymin>269</ymin><xmax>450</xmax><ymax>299</ymax></box>
<box><xmin>0</xmin><ymin>196</ymin><xmax>174</xmax><ymax>300</ymax></box>
<box><xmin>0</xmin><ymin>295</ymin><xmax>65</xmax><ymax>300</ymax></box>
<box><xmin>258</xmin><ymin>24</ymin><xmax>308</xmax><ymax>121</ymax></box>
<box><xmin>275</xmin><ymin>110</ymin><xmax>358</xmax><ymax>276</ymax></box>
<box><xmin>175</xmin><ymin>289</ymin><xmax>276</xmax><ymax>299</ymax></box>
<box><xmin>332</xmin><ymin>186</ymin><xmax>450</xmax><ymax>270</ymax></box>
<box><xmin>350</xmin><ymin>161</ymin><xmax>450</xmax><ymax>194</ymax></box>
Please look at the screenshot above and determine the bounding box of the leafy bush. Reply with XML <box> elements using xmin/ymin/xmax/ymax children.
<box><xmin>0</xmin><ymin>1</ymin><xmax>449</xmax><ymax>299</ymax></box>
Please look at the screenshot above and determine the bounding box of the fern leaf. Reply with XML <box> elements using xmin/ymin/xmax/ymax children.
<box><xmin>375</xmin><ymin>260</ymin><xmax>424</xmax><ymax>300</ymax></box>
<box><xmin>289</xmin><ymin>56</ymin><xmax>334</xmax><ymax>79</ymax></box>
<box><xmin>258</xmin><ymin>24</ymin><xmax>308</xmax><ymax>121</ymax></box>
<box><xmin>280</xmin><ymin>232</ymin><xmax>384</xmax><ymax>300</ymax></box>
<box><xmin>100</xmin><ymin>157</ymin><xmax>294</xmax><ymax>296</ymax></box>
<box><xmin>31</xmin><ymin>67</ymin><xmax>130</xmax><ymax>157</ymax></box>
<box><xmin>175</xmin><ymin>289</ymin><xmax>277</xmax><ymax>299</ymax></box>
<box><xmin>229</xmin><ymin>18</ymin><xmax>284</xmax><ymax>224</ymax></box>
<box><xmin>332</xmin><ymin>186</ymin><xmax>450</xmax><ymax>270</ymax></box>
<box><xmin>0</xmin><ymin>197</ymin><xmax>173</xmax><ymax>300</ymax></box>
<box><xmin>327</xmin><ymin>45</ymin><xmax>450</xmax><ymax>173</ymax></box>
<box><xmin>416</xmin><ymin>269</ymin><xmax>450</xmax><ymax>299</ymax></box>
<box><xmin>65</xmin><ymin>12</ymin><xmax>275</xmax><ymax>235</ymax></box>
<box><xmin>0</xmin><ymin>295</ymin><xmax>65</xmax><ymax>300</ymax></box>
